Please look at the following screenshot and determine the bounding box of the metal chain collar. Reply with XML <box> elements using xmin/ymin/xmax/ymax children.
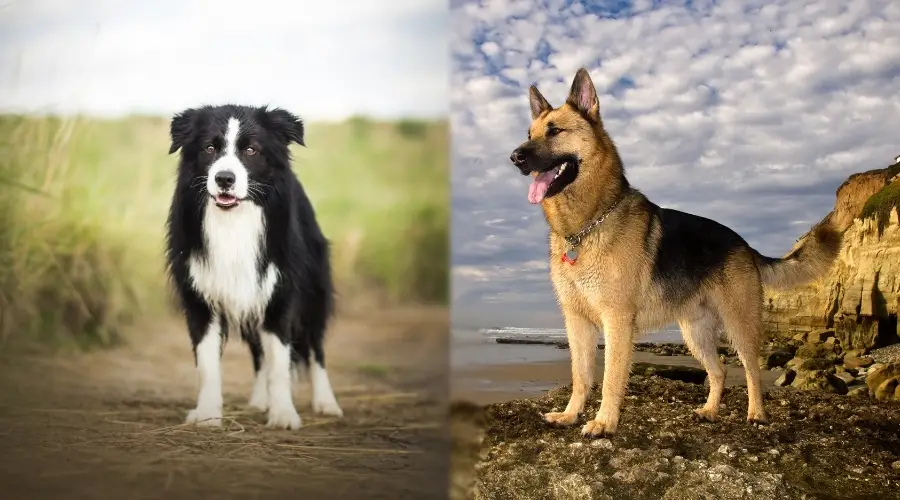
<box><xmin>563</xmin><ymin>196</ymin><xmax>624</xmax><ymax>249</ymax></box>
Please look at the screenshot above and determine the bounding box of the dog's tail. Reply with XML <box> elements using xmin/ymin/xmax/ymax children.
<box><xmin>753</xmin><ymin>212</ymin><xmax>843</xmax><ymax>290</ymax></box>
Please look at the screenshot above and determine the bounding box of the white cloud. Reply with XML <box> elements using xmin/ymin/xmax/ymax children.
<box><xmin>0</xmin><ymin>0</ymin><xmax>448</xmax><ymax>119</ymax></box>
<box><xmin>452</xmin><ymin>0</ymin><xmax>900</xmax><ymax>328</ymax></box>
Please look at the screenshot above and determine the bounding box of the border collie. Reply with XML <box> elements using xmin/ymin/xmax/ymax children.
<box><xmin>165</xmin><ymin>104</ymin><xmax>342</xmax><ymax>430</ymax></box>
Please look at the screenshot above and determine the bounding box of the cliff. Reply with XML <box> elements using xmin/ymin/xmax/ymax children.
<box><xmin>763</xmin><ymin>163</ymin><xmax>900</xmax><ymax>349</ymax></box>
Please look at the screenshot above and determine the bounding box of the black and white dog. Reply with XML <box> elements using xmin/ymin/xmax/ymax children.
<box><xmin>165</xmin><ymin>104</ymin><xmax>342</xmax><ymax>430</ymax></box>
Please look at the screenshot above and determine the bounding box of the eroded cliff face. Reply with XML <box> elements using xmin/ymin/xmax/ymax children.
<box><xmin>763</xmin><ymin>166</ymin><xmax>900</xmax><ymax>349</ymax></box>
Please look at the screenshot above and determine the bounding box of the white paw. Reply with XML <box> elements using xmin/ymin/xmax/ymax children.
<box><xmin>248</xmin><ymin>395</ymin><xmax>268</xmax><ymax>411</ymax></box>
<box><xmin>186</xmin><ymin>407</ymin><xmax>222</xmax><ymax>427</ymax></box>
<box><xmin>313</xmin><ymin>396</ymin><xmax>344</xmax><ymax>417</ymax></box>
<box><xmin>266</xmin><ymin>406</ymin><xmax>302</xmax><ymax>430</ymax></box>
<box><xmin>247</xmin><ymin>388</ymin><xmax>268</xmax><ymax>411</ymax></box>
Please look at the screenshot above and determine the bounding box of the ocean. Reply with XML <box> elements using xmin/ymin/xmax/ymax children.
<box><xmin>450</xmin><ymin>325</ymin><xmax>776</xmax><ymax>404</ymax></box>
<box><xmin>452</xmin><ymin>325</ymin><xmax>684</xmax><ymax>369</ymax></box>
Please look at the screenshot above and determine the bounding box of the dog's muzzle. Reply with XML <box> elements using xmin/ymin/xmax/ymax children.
<box><xmin>510</xmin><ymin>147</ymin><xmax>532</xmax><ymax>175</ymax></box>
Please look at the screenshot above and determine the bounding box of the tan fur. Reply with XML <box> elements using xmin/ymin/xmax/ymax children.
<box><xmin>756</xmin><ymin>212</ymin><xmax>842</xmax><ymax>290</ymax></box>
<box><xmin>521</xmin><ymin>69</ymin><xmax>842</xmax><ymax>437</ymax></box>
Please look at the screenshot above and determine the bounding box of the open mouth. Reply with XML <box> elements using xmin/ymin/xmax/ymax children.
<box><xmin>212</xmin><ymin>193</ymin><xmax>241</xmax><ymax>209</ymax></box>
<box><xmin>527</xmin><ymin>159</ymin><xmax>578</xmax><ymax>204</ymax></box>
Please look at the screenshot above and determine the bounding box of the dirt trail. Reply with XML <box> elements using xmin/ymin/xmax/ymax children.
<box><xmin>0</xmin><ymin>306</ymin><xmax>449</xmax><ymax>500</ymax></box>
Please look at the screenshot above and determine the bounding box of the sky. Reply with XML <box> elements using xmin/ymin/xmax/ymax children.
<box><xmin>0</xmin><ymin>0</ymin><xmax>448</xmax><ymax>120</ymax></box>
<box><xmin>451</xmin><ymin>0</ymin><xmax>900</xmax><ymax>329</ymax></box>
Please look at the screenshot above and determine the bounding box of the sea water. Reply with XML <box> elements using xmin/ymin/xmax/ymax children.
<box><xmin>451</xmin><ymin>325</ymin><xmax>684</xmax><ymax>369</ymax></box>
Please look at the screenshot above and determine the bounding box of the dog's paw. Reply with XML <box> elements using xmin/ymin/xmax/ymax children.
<box><xmin>747</xmin><ymin>415</ymin><xmax>769</xmax><ymax>426</ymax></box>
<box><xmin>266</xmin><ymin>406</ymin><xmax>302</xmax><ymax>430</ymax></box>
<box><xmin>313</xmin><ymin>397</ymin><xmax>344</xmax><ymax>417</ymax></box>
<box><xmin>247</xmin><ymin>387</ymin><xmax>269</xmax><ymax>412</ymax></box>
<box><xmin>544</xmin><ymin>411</ymin><xmax>578</xmax><ymax>426</ymax></box>
<box><xmin>581</xmin><ymin>417</ymin><xmax>617</xmax><ymax>438</ymax></box>
<box><xmin>747</xmin><ymin>408</ymin><xmax>768</xmax><ymax>425</ymax></box>
<box><xmin>693</xmin><ymin>407</ymin><xmax>718</xmax><ymax>422</ymax></box>
<box><xmin>247</xmin><ymin>395</ymin><xmax>268</xmax><ymax>412</ymax></box>
<box><xmin>186</xmin><ymin>407</ymin><xmax>223</xmax><ymax>427</ymax></box>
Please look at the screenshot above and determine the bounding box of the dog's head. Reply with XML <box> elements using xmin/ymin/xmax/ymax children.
<box><xmin>510</xmin><ymin>68</ymin><xmax>611</xmax><ymax>204</ymax></box>
<box><xmin>168</xmin><ymin>105</ymin><xmax>304</xmax><ymax>210</ymax></box>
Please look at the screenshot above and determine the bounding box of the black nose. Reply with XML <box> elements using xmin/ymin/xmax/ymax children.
<box><xmin>214</xmin><ymin>170</ymin><xmax>236</xmax><ymax>189</ymax></box>
<box><xmin>510</xmin><ymin>149</ymin><xmax>526</xmax><ymax>166</ymax></box>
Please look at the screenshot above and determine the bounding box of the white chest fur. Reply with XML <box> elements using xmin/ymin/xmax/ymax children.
<box><xmin>188</xmin><ymin>202</ymin><xmax>279</xmax><ymax>325</ymax></box>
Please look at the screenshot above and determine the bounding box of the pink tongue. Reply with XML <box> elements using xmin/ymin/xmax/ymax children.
<box><xmin>528</xmin><ymin>170</ymin><xmax>557</xmax><ymax>204</ymax></box>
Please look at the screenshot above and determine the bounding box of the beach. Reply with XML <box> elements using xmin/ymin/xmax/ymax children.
<box><xmin>451</xmin><ymin>327</ymin><xmax>781</xmax><ymax>405</ymax></box>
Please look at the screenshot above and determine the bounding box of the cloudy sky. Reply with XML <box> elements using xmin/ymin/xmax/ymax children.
<box><xmin>0</xmin><ymin>0</ymin><xmax>448</xmax><ymax>120</ymax></box>
<box><xmin>451</xmin><ymin>0</ymin><xmax>900</xmax><ymax>329</ymax></box>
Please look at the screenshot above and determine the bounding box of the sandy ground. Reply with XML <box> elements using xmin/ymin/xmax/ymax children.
<box><xmin>0</xmin><ymin>305</ymin><xmax>449</xmax><ymax>500</ymax></box>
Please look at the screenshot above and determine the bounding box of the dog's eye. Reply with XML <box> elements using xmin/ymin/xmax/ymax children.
<box><xmin>205</xmin><ymin>145</ymin><xmax>215</xmax><ymax>154</ymax></box>
<box><xmin>527</xmin><ymin>131</ymin><xmax>531</xmax><ymax>140</ymax></box>
<box><xmin>547</xmin><ymin>127</ymin><xmax>562</xmax><ymax>137</ymax></box>
<box><xmin>245</xmin><ymin>147</ymin><xmax>257</xmax><ymax>156</ymax></box>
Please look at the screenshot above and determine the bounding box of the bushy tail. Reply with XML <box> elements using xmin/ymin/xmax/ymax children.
<box><xmin>754</xmin><ymin>212</ymin><xmax>843</xmax><ymax>290</ymax></box>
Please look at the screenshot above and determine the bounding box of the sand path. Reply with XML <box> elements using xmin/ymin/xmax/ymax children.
<box><xmin>0</xmin><ymin>306</ymin><xmax>449</xmax><ymax>500</ymax></box>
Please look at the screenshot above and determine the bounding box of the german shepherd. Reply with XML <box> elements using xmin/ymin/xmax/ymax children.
<box><xmin>509</xmin><ymin>68</ymin><xmax>841</xmax><ymax>437</ymax></box>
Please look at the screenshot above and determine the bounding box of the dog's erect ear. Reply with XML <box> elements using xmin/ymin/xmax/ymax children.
<box><xmin>566</xmin><ymin>68</ymin><xmax>600</xmax><ymax>123</ymax></box>
<box><xmin>169</xmin><ymin>108</ymin><xmax>199</xmax><ymax>155</ymax></box>
<box><xmin>529</xmin><ymin>86</ymin><xmax>552</xmax><ymax>120</ymax></box>
<box><xmin>262</xmin><ymin>108</ymin><xmax>305</xmax><ymax>147</ymax></box>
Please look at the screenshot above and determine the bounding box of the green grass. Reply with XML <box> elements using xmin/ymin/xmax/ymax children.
<box><xmin>0</xmin><ymin>114</ymin><xmax>447</xmax><ymax>349</ymax></box>
<box><xmin>860</xmin><ymin>180</ymin><xmax>900</xmax><ymax>235</ymax></box>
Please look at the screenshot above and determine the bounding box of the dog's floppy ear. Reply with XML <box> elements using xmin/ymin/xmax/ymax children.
<box><xmin>262</xmin><ymin>107</ymin><xmax>305</xmax><ymax>147</ymax></box>
<box><xmin>529</xmin><ymin>85</ymin><xmax>552</xmax><ymax>120</ymax></box>
<box><xmin>566</xmin><ymin>68</ymin><xmax>600</xmax><ymax>123</ymax></box>
<box><xmin>169</xmin><ymin>108</ymin><xmax>199</xmax><ymax>155</ymax></box>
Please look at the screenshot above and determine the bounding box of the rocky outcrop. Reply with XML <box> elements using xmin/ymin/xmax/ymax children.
<box><xmin>451</xmin><ymin>377</ymin><xmax>900</xmax><ymax>500</ymax></box>
<box><xmin>832</xmin><ymin>166</ymin><xmax>898</xmax><ymax>231</ymax></box>
<box><xmin>763</xmin><ymin>164</ymin><xmax>900</xmax><ymax>350</ymax></box>
<box><xmin>867</xmin><ymin>363</ymin><xmax>900</xmax><ymax>401</ymax></box>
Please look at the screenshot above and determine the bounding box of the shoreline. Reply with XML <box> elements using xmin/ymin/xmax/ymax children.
<box><xmin>452</xmin><ymin>328</ymin><xmax>780</xmax><ymax>405</ymax></box>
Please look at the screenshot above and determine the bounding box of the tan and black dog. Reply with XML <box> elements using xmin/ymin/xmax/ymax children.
<box><xmin>509</xmin><ymin>68</ymin><xmax>842</xmax><ymax>437</ymax></box>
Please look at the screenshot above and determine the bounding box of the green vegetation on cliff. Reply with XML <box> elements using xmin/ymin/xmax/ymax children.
<box><xmin>860</xmin><ymin>179</ymin><xmax>900</xmax><ymax>235</ymax></box>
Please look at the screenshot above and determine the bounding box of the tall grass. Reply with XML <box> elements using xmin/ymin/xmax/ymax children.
<box><xmin>0</xmin><ymin>114</ymin><xmax>447</xmax><ymax>348</ymax></box>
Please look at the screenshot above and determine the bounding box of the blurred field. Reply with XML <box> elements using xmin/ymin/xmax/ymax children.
<box><xmin>0</xmin><ymin>114</ymin><xmax>448</xmax><ymax>349</ymax></box>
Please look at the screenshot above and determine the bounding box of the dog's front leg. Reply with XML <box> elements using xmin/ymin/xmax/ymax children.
<box><xmin>186</xmin><ymin>317</ymin><xmax>224</xmax><ymax>427</ymax></box>
<box><xmin>544</xmin><ymin>310</ymin><xmax>598</xmax><ymax>426</ymax></box>
<box><xmin>582</xmin><ymin>313</ymin><xmax>635</xmax><ymax>437</ymax></box>
<box><xmin>262</xmin><ymin>331</ymin><xmax>302</xmax><ymax>430</ymax></box>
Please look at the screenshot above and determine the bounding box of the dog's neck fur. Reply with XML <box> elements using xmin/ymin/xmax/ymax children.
<box><xmin>541</xmin><ymin>128</ymin><xmax>629</xmax><ymax>239</ymax></box>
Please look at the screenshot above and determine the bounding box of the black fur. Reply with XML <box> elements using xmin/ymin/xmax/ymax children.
<box><xmin>165</xmin><ymin>104</ymin><xmax>333</xmax><ymax>370</ymax></box>
<box><xmin>647</xmin><ymin>200</ymin><xmax>748</xmax><ymax>307</ymax></box>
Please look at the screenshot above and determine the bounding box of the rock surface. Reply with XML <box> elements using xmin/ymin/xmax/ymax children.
<box><xmin>867</xmin><ymin>363</ymin><xmax>900</xmax><ymax>401</ymax></box>
<box><xmin>451</xmin><ymin>377</ymin><xmax>900</xmax><ymax>500</ymax></box>
<box><xmin>630</xmin><ymin>362</ymin><xmax>707</xmax><ymax>384</ymax></box>
<box><xmin>763</xmin><ymin>167</ymin><xmax>900</xmax><ymax>351</ymax></box>
<box><xmin>774</xmin><ymin>369</ymin><xmax>795</xmax><ymax>387</ymax></box>
<box><xmin>790</xmin><ymin>369</ymin><xmax>848</xmax><ymax>395</ymax></box>
<box><xmin>759</xmin><ymin>349</ymin><xmax>794</xmax><ymax>369</ymax></box>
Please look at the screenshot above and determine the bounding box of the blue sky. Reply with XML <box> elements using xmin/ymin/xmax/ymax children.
<box><xmin>0</xmin><ymin>0</ymin><xmax>448</xmax><ymax>120</ymax></box>
<box><xmin>451</xmin><ymin>0</ymin><xmax>900</xmax><ymax>329</ymax></box>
